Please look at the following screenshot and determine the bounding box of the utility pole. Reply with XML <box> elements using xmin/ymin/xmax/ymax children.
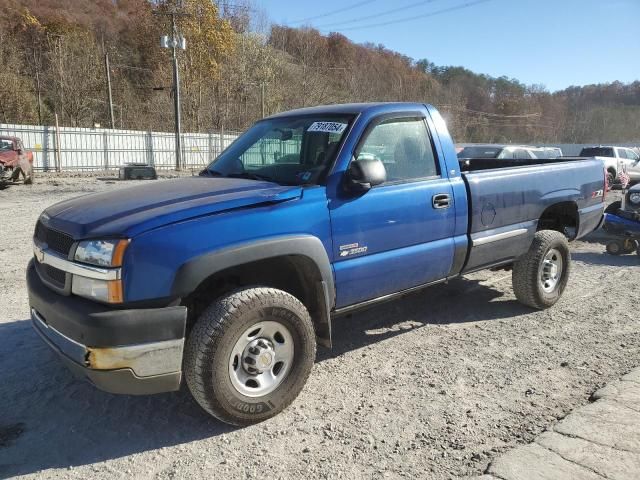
<box><xmin>155</xmin><ymin>3</ymin><xmax>189</xmax><ymax>171</ymax></box>
<box><xmin>171</xmin><ymin>13</ymin><xmax>182</xmax><ymax>170</ymax></box>
<box><xmin>260</xmin><ymin>82</ymin><xmax>266</xmax><ymax>118</ymax></box>
<box><xmin>33</xmin><ymin>50</ymin><xmax>43</xmax><ymax>125</ymax></box>
<box><xmin>104</xmin><ymin>50</ymin><xmax>115</xmax><ymax>129</ymax></box>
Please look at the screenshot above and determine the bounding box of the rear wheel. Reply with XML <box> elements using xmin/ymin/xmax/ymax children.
<box><xmin>184</xmin><ymin>287</ymin><xmax>316</xmax><ymax>426</ymax></box>
<box><xmin>512</xmin><ymin>230</ymin><xmax>571</xmax><ymax>309</ymax></box>
<box><xmin>606</xmin><ymin>170</ymin><xmax>616</xmax><ymax>189</ymax></box>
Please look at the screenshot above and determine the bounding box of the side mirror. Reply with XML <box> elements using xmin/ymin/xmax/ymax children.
<box><xmin>346</xmin><ymin>156</ymin><xmax>386</xmax><ymax>192</ymax></box>
<box><xmin>275</xmin><ymin>128</ymin><xmax>293</xmax><ymax>141</ymax></box>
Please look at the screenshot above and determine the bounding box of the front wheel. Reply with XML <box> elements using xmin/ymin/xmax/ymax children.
<box><xmin>183</xmin><ymin>287</ymin><xmax>316</xmax><ymax>426</ymax></box>
<box><xmin>606</xmin><ymin>240</ymin><xmax>624</xmax><ymax>256</ymax></box>
<box><xmin>512</xmin><ymin>230</ymin><xmax>571</xmax><ymax>309</ymax></box>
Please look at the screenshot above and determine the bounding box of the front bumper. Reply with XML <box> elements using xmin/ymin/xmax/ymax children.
<box><xmin>27</xmin><ymin>260</ymin><xmax>187</xmax><ymax>395</ymax></box>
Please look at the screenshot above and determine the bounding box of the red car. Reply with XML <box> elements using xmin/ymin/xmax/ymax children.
<box><xmin>0</xmin><ymin>136</ymin><xmax>34</xmax><ymax>184</ymax></box>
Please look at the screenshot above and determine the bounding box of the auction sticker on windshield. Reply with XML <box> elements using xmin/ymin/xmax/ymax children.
<box><xmin>307</xmin><ymin>122</ymin><xmax>348</xmax><ymax>134</ymax></box>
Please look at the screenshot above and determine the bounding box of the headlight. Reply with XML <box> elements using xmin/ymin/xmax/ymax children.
<box><xmin>629</xmin><ymin>192</ymin><xmax>640</xmax><ymax>204</ymax></box>
<box><xmin>74</xmin><ymin>239</ymin><xmax>129</xmax><ymax>267</ymax></box>
<box><xmin>72</xmin><ymin>238</ymin><xmax>129</xmax><ymax>303</ymax></box>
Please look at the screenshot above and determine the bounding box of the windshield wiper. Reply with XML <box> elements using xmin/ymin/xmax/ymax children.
<box><xmin>227</xmin><ymin>172</ymin><xmax>276</xmax><ymax>183</ymax></box>
<box><xmin>199</xmin><ymin>169</ymin><xmax>224</xmax><ymax>177</ymax></box>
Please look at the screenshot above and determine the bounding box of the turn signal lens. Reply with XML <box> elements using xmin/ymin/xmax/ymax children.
<box><xmin>72</xmin><ymin>276</ymin><xmax>124</xmax><ymax>303</ymax></box>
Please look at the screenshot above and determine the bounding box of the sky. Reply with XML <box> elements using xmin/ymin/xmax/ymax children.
<box><xmin>256</xmin><ymin>0</ymin><xmax>640</xmax><ymax>92</ymax></box>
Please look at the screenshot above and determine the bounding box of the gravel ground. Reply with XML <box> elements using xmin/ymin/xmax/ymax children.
<box><xmin>0</xmin><ymin>175</ymin><xmax>638</xmax><ymax>480</ymax></box>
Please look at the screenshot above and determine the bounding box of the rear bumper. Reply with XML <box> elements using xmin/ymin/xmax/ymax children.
<box><xmin>27</xmin><ymin>260</ymin><xmax>187</xmax><ymax>395</ymax></box>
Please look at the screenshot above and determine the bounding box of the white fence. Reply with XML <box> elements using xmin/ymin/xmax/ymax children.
<box><xmin>0</xmin><ymin>123</ymin><xmax>241</xmax><ymax>171</ymax></box>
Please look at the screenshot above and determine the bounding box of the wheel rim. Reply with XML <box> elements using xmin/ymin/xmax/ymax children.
<box><xmin>540</xmin><ymin>248</ymin><xmax>563</xmax><ymax>293</ymax></box>
<box><xmin>228</xmin><ymin>321</ymin><xmax>294</xmax><ymax>398</ymax></box>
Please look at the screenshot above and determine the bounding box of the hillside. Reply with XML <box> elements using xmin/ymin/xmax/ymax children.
<box><xmin>0</xmin><ymin>0</ymin><xmax>638</xmax><ymax>144</ymax></box>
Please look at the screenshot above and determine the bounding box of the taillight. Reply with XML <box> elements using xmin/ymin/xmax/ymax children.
<box><xmin>603</xmin><ymin>167</ymin><xmax>608</xmax><ymax>200</ymax></box>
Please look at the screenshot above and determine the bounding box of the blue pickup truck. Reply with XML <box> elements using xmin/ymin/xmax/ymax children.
<box><xmin>28</xmin><ymin>103</ymin><xmax>605</xmax><ymax>425</ymax></box>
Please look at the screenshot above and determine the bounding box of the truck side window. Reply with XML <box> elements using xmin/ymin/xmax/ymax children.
<box><xmin>358</xmin><ymin>117</ymin><xmax>438</xmax><ymax>182</ymax></box>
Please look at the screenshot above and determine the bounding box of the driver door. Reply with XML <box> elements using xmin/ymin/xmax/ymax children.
<box><xmin>328</xmin><ymin>115</ymin><xmax>456</xmax><ymax>308</ymax></box>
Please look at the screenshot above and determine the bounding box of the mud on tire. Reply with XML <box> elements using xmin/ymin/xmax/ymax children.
<box><xmin>512</xmin><ymin>230</ymin><xmax>571</xmax><ymax>309</ymax></box>
<box><xmin>183</xmin><ymin>287</ymin><xmax>316</xmax><ymax>426</ymax></box>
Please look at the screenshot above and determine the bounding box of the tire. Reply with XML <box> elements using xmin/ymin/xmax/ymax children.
<box><xmin>24</xmin><ymin>168</ymin><xmax>34</xmax><ymax>185</ymax></box>
<box><xmin>512</xmin><ymin>230</ymin><xmax>571</xmax><ymax>309</ymax></box>
<box><xmin>606</xmin><ymin>241</ymin><xmax>623</xmax><ymax>256</ymax></box>
<box><xmin>622</xmin><ymin>239</ymin><xmax>638</xmax><ymax>254</ymax></box>
<box><xmin>9</xmin><ymin>167</ymin><xmax>20</xmax><ymax>182</ymax></box>
<box><xmin>184</xmin><ymin>287</ymin><xmax>316</xmax><ymax>426</ymax></box>
<box><xmin>606</xmin><ymin>170</ymin><xmax>615</xmax><ymax>189</ymax></box>
<box><xmin>604</xmin><ymin>201</ymin><xmax>621</xmax><ymax>215</ymax></box>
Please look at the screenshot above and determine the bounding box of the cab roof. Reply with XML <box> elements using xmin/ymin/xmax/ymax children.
<box><xmin>266</xmin><ymin>102</ymin><xmax>430</xmax><ymax>119</ymax></box>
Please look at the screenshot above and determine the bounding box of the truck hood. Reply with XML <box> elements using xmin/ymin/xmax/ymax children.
<box><xmin>42</xmin><ymin>177</ymin><xmax>303</xmax><ymax>239</ymax></box>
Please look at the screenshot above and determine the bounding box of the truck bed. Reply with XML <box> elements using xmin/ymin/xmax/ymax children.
<box><xmin>459</xmin><ymin>158</ymin><xmax>605</xmax><ymax>273</ymax></box>
<box><xmin>459</xmin><ymin>156</ymin><xmax>587</xmax><ymax>172</ymax></box>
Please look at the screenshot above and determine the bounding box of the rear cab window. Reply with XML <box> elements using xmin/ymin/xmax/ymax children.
<box><xmin>580</xmin><ymin>147</ymin><xmax>615</xmax><ymax>158</ymax></box>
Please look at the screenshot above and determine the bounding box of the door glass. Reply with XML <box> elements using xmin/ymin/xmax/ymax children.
<box><xmin>358</xmin><ymin>118</ymin><xmax>438</xmax><ymax>182</ymax></box>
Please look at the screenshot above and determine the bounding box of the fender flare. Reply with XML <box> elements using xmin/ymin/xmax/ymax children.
<box><xmin>171</xmin><ymin>235</ymin><xmax>335</xmax><ymax>347</ymax></box>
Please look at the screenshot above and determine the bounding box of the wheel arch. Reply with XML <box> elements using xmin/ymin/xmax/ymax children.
<box><xmin>172</xmin><ymin>236</ymin><xmax>334</xmax><ymax>347</ymax></box>
<box><xmin>537</xmin><ymin>200</ymin><xmax>579</xmax><ymax>239</ymax></box>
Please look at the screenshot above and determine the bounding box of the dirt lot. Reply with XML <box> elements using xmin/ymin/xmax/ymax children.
<box><xmin>0</xmin><ymin>175</ymin><xmax>638</xmax><ymax>480</ymax></box>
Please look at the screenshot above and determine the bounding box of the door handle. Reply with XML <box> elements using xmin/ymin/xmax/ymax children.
<box><xmin>432</xmin><ymin>193</ymin><xmax>451</xmax><ymax>209</ymax></box>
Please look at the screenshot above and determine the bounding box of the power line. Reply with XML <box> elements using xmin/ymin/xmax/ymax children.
<box><xmin>288</xmin><ymin>0</ymin><xmax>379</xmax><ymax>24</ymax></box>
<box><xmin>439</xmin><ymin>105</ymin><xmax>542</xmax><ymax>118</ymax></box>
<box><xmin>313</xmin><ymin>0</ymin><xmax>443</xmax><ymax>29</ymax></box>
<box><xmin>321</xmin><ymin>0</ymin><xmax>491</xmax><ymax>31</ymax></box>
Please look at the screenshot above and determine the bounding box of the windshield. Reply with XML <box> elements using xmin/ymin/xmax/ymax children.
<box><xmin>204</xmin><ymin>115</ymin><xmax>354</xmax><ymax>186</ymax></box>
<box><xmin>580</xmin><ymin>147</ymin><xmax>614</xmax><ymax>158</ymax></box>
<box><xmin>457</xmin><ymin>146</ymin><xmax>502</xmax><ymax>159</ymax></box>
<box><xmin>0</xmin><ymin>139</ymin><xmax>13</xmax><ymax>151</ymax></box>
